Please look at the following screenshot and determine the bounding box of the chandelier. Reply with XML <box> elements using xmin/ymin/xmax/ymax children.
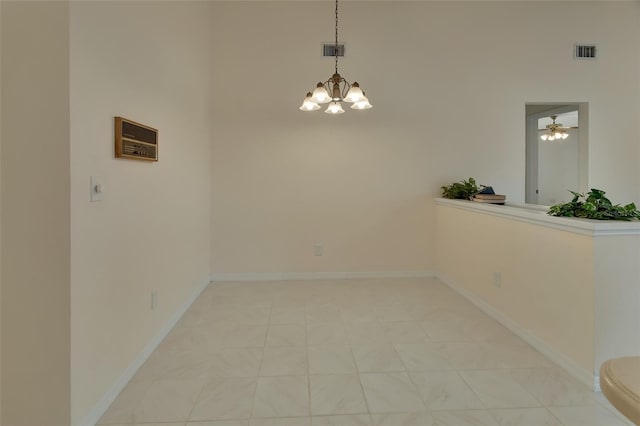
<box><xmin>299</xmin><ymin>0</ymin><xmax>372</xmax><ymax>114</ymax></box>
<box><xmin>540</xmin><ymin>115</ymin><xmax>569</xmax><ymax>141</ymax></box>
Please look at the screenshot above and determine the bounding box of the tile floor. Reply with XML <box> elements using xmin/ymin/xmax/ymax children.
<box><xmin>98</xmin><ymin>278</ymin><xmax>632</xmax><ymax>426</ymax></box>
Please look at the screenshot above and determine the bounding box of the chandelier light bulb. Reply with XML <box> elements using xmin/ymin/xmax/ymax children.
<box><xmin>311</xmin><ymin>83</ymin><xmax>331</xmax><ymax>104</ymax></box>
<box><xmin>344</xmin><ymin>82</ymin><xmax>364</xmax><ymax>103</ymax></box>
<box><xmin>351</xmin><ymin>94</ymin><xmax>372</xmax><ymax>110</ymax></box>
<box><xmin>299</xmin><ymin>92</ymin><xmax>321</xmax><ymax>111</ymax></box>
<box><xmin>325</xmin><ymin>102</ymin><xmax>345</xmax><ymax>114</ymax></box>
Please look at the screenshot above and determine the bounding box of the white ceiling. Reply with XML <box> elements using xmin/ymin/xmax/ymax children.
<box><xmin>538</xmin><ymin>111</ymin><xmax>579</xmax><ymax>129</ymax></box>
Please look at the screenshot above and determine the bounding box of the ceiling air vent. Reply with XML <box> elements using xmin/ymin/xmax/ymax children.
<box><xmin>574</xmin><ymin>44</ymin><xmax>597</xmax><ymax>60</ymax></box>
<box><xmin>323</xmin><ymin>43</ymin><xmax>345</xmax><ymax>57</ymax></box>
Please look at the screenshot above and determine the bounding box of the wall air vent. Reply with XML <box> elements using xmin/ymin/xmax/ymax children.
<box><xmin>323</xmin><ymin>43</ymin><xmax>345</xmax><ymax>57</ymax></box>
<box><xmin>574</xmin><ymin>44</ymin><xmax>597</xmax><ymax>59</ymax></box>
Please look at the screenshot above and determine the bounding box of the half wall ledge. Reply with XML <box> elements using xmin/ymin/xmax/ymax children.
<box><xmin>435</xmin><ymin>198</ymin><xmax>640</xmax><ymax>391</ymax></box>
<box><xmin>435</xmin><ymin>198</ymin><xmax>640</xmax><ymax>237</ymax></box>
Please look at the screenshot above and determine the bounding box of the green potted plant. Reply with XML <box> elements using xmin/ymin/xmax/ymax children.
<box><xmin>548</xmin><ymin>189</ymin><xmax>640</xmax><ymax>220</ymax></box>
<box><xmin>441</xmin><ymin>178</ymin><xmax>484</xmax><ymax>200</ymax></box>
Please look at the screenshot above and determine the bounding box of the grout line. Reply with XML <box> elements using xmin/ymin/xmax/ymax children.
<box><xmin>183</xmin><ymin>287</ymin><xmax>217</xmax><ymax>424</ymax></box>
<box><xmin>591</xmin><ymin>396</ymin><xmax>637</xmax><ymax>426</ymax></box>
<box><xmin>305</xmin><ymin>299</ymin><xmax>312</xmax><ymax>419</ymax></box>
<box><xmin>256</xmin><ymin>302</ymin><xmax>274</xmax><ymax>378</ymax></box>
<box><xmin>248</xmin><ymin>301</ymin><xmax>274</xmax><ymax>419</ymax></box>
<box><xmin>341</xmin><ymin>305</ymin><xmax>377</xmax><ymax>425</ymax></box>
<box><xmin>544</xmin><ymin>407</ymin><xmax>569</xmax><ymax>426</ymax></box>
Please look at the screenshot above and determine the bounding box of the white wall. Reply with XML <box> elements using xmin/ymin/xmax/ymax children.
<box><xmin>538</xmin><ymin>127</ymin><xmax>580</xmax><ymax>205</ymax></box>
<box><xmin>0</xmin><ymin>2</ymin><xmax>3</xmax><ymax>420</ymax></box>
<box><xmin>436</xmin><ymin>200</ymin><xmax>640</xmax><ymax>388</ymax></box>
<box><xmin>0</xmin><ymin>1</ymin><xmax>4</xmax><ymax>421</ymax></box>
<box><xmin>436</xmin><ymin>202</ymin><xmax>596</xmax><ymax>380</ymax></box>
<box><xmin>1</xmin><ymin>2</ymin><xmax>71</xmax><ymax>424</ymax></box>
<box><xmin>594</xmin><ymin>235</ymin><xmax>640</xmax><ymax>374</ymax></box>
<box><xmin>69</xmin><ymin>2</ymin><xmax>215</xmax><ymax>423</ymax></box>
<box><xmin>209</xmin><ymin>1</ymin><xmax>640</xmax><ymax>276</ymax></box>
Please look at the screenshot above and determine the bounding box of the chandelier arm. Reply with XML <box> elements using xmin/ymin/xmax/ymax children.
<box><xmin>341</xmin><ymin>80</ymin><xmax>352</xmax><ymax>99</ymax></box>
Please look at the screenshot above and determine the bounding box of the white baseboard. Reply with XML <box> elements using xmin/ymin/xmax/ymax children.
<box><xmin>79</xmin><ymin>277</ymin><xmax>211</xmax><ymax>426</ymax></box>
<box><xmin>210</xmin><ymin>270</ymin><xmax>436</xmax><ymax>282</ymax></box>
<box><xmin>436</xmin><ymin>272</ymin><xmax>596</xmax><ymax>391</ymax></box>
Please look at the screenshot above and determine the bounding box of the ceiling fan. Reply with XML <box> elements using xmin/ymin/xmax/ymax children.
<box><xmin>538</xmin><ymin>115</ymin><xmax>578</xmax><ymax>141</ymax></box>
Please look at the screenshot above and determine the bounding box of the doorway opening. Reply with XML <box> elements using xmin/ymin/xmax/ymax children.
<box><xmin>525</xmin><ymin>103</ymin><xmax>588</xmax><ymax>205</ymax></box>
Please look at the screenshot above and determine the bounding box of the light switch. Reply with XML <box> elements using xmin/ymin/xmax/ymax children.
<box><xmin>90</xmin><ymin>176</ymin><xmax>105</xmax><ymax>202</ymax></box>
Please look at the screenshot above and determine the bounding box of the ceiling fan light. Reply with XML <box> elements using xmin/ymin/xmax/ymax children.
<box><xmin>548</xmin><ymin>135</ymin><xmax>556</xmax><ymax>141</ymax></box>
<box><xmin>311</xmin><ymin>83</ymin><xmax>331</xmax><ymax>104</ymax></box>
<box><xmin>344</xmin><ymin>82</ymin><xmax>364</xmax><ymax>103</ymax></box>
<box><xmin>540</xmin><ymin>133</ymin><xmax>548</xmax><ymax>141</ymax></box>
<box><xmin>325</xmin><ymin>101</ymin><xmax>345</xmax><ymax>114</ymax></box>
<box><xmin>299</xmin><ymin>92</ymin><xmax>321</xmax><ymax>111</ymax></box>
<box><xmin>562</xmin><ymin>133</ymin><xmax>569</xmax><ymax>139</ymax></box>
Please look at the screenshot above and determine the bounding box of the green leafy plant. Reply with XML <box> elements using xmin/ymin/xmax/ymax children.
<box><xmin>441</xmin><ymin>177</ymin><xmax>484</xmax><ymax>200</ymax></box>
<box><xmin>548</xmin><ymin>189</ymin><xmax>640</xmax><ymax>220</ymax></box>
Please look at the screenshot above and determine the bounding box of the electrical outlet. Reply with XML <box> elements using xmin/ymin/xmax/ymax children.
<box><xmin>314</xmin><ymin>243</ymin><xmax>323</xmax><ymax>256</ymax></box>
<box><xmin>151</xmin><ymin>291</ymin><xmax>158</xmax><ymax>310</ymax></box>
<box><xmin>493</xmin><ymin>272</ymin><xmax>502</xmax><ymax>288</ymax></box>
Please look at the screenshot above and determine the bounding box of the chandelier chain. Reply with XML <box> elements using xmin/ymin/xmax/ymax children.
<box><xmin>335</xmin><ymin>0</ymin><xmax>339</xmax><ymax>75</ymax></box>
<box><xmin>298</xmin><ymin>0</ymin><xmax>372</xmax><ymax>113</ymax></box>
